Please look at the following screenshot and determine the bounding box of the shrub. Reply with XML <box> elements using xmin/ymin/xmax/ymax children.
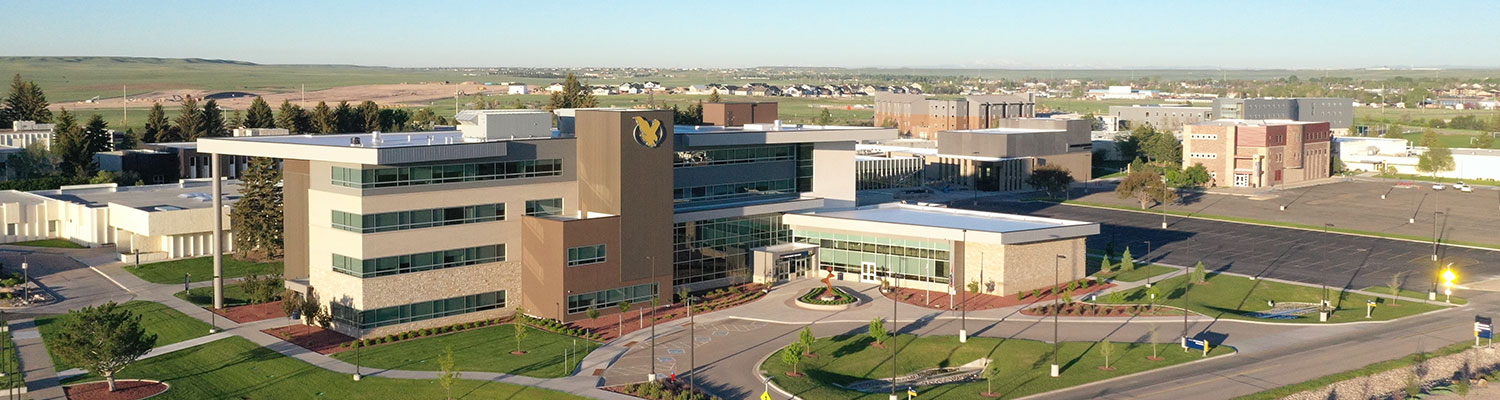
<box><xmin>340</xmin><ymin>342</ymin><xmax>350</xmax><ymax>348</ymax></box>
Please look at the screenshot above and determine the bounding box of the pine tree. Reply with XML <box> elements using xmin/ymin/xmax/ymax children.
<box><xmin>174</xmin><ymin>97</ymin><xmax>204</xmax><ymax>140</ymax></box>
<box><xmin>275</xmin><ymin>100</ymin><xmax>306</xmax><ymax>134</ymax></box>
<box><xmin>1192</xmin><ymin>261</ymin><xmax>1206</xmax><ymax>284</ymax></box>
<box><xmin>228</xmin><ymin>109</ymin><xmax>243</xmax><ymax>129</ymax></box>
<box><xmin>1120</xmin><ymin>248</ymin><xmax>1136</xmax><ymax>272</ymax></box>
<box><xmin>358</xmin><ymin>101</ymin><xmax>381</xmax><ymax>132</ymax></box>
<box><xmin>143</xmin><ymin>103</ymin><xmax>169</xmax><ymax>143</ymax></box>
<box><xmin>708</xmin><ymin>88</ymin><xmax>722</xmax><ymax>103</ymax></box>
<box><xmin>117</xmin><ymin>128</ymin><xmax>140</xmax><ymax>151</ymax></box>
<box><xmin>51</xmin><ymin>109</ymin><xmax>93</xmax><ymax>177</ymax></box>
<box><xmin>200</xmin><ymin>99</ymin><xmax>227</xmax><ymax>138</ymax></box>
<box><xmin>545</xmin><ymin>73</ymin><xmax>596</xmax><ymax>110</ymax></box>
<box><xmin>231</xmin><ymin>157</ymin><xmax>284</xmax><ymax>258</ymax></box>
<box><xmin>1099</xmin><ymin>256</ymin><xmax>1114</xmax><ymax>275</ymax></box>
<box><xmin>333</xmin><ymin>101</ymin><xmax>358</xmax><ymax>133</ymax></box>
<box><xmin>310</xmin><ymin>101</ymin><xmax>335</xmax><ymax>134</ymax></box>
<box><xmin>243</xmin><ymin>96</ymin><xmax>275</xmax><ymax>128</ymax></box>
<box><xmin>82</xmin><ymin>114</ymin><xmax>112</xmax><ymax>154</ymax></box>
<box><xmin>5</xmin><ymin>74</ymin><xmax>52</xmax><ymax>123</ymax></box>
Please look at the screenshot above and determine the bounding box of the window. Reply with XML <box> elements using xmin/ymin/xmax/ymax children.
<box><xmin>1188</xmin><ymin>153</ymin><xmax>1218</xmax><ymax>159</ymax></box>
<box><xmin>673</xmin><ymin>179</ymin><xmax>799</xmax><ymax>206</ymax></box>
<box><xmin>47</xmin><ymin>220</ymin><xmax>58</xmax><ymax>234</ymax></box>
<box><xmin>332</xmin><ymin>244</ymin><xmax>504</xmax><ymax>278</ymax></box>
<box><xmin>566</xmin><ymin>283</ymin><xmax>656</xmax><ymax>314</ymax></box>
<box><xmin>5</xmin><ymin>224</ymin><xmax>13</xmax><ymax>236</ymax></box>
<box><xmin>566</xmin><ymin>244</ymin><xmax>607</xmax><ymax>266</ymax></box>
<box><xmin>792</xmin><ymin>230</ymin><xmax>951</xmax><ymax>285</ymax></box>
<box><xmin>525</xmin><ymin>198</ymin><xmax>563</xmax><ymax>217</ymax></box>
<box><xmin>331</xmin><ymin>159</ymin><xmax>563</xmax><ymax>189</ymax></box>
<box><xmin>1189</xmin><ymin>134</ymin><xmax>1218</xmax><ymax>140</ymax></box>
<box><xmin>332</xmin><ymin>203</ymin><xmax>504</xmax><ymax>233</ymax></box>
<box><xmin>331</xmin><ymin>291</ymin><xmax>506</xmax><ymax>329</ymax></box>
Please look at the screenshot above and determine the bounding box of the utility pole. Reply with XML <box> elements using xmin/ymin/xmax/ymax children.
<box><xmin>1051</xmin><ymin>254</ymin><xmax>1065</xmax><ymax>378</ymax></box>
<box><xmin>647</xmin><ymin>256</ymin><xmax>658</xmax><ymax>382</ymax></box>
<box><xmin>890</xmin><ymin>272</ymin><xmax>899</xmax><ymax>400</ymax></box>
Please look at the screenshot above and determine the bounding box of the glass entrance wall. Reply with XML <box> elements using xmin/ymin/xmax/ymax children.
<box><xmin>792</xmin><ymin>230</ymin><xmax>951</xmax><ymax>285</ymax></box>
<box><xmin>673</xmin><ymin>214</ymin><xmax>790</xmax><ymax>286</ymax></box>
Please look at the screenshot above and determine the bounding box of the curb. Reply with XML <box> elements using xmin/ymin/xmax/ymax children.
<box><xmin>1013</xmin><ymin>348</ymin><xmax>1240</xmax><ymax>400</ymax></box>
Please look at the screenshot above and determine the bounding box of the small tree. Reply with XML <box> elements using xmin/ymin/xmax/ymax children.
<box><xmin>1100</xmin><ymin>340</ymin><xmax>1115</xmax><ymax>370</ymax></box>
<box><xmin>1060</xmin><ymin>291</ymin><xmax>1074</xmax><ymax>304</ymax></box>
<box><xmin>815</xmin><ymin>108</ymin><xmax>833</xmax><ymax>126</ymax></box>
<box><xmin>1192</xmin><ymin>261</ymin><xmax>1207</xmax><ymax>284</ymax></box>
<box><xmin>1145</xmin><ymin>286</ymin><xmax>1163</xmax><ymax>305</ymax></box>
<box><xmin>52</xmin><ymin>302</ymin><xmax>157</xmax><ymax>392</ymax></box>
<box><xmin>586</xmin><ymin>306</ymin><xmax>600</xmax><ymax>322</ymax></box>
<box><xmin>780</xmin><ymin>341</ymin><xmax>806</xmax><ymax>377</ymax></box>
<box><xmin>1388</xmin><ymin>272</ymin><xmax>1406</xmax><ymax>305</ymax></box>
<box><xmin>281</xmin><ymin>290</ymin><xmax>304</xmax><ymax>320</ymax></box>
<box><xmin>438</xmin><ymin>346</ymin><xmax>460</xmax><ymax>400</ymax></box>
<box><xmin>676</xmin><ymin>287</ymin><xmax>690</xmax><ymax>304</ymax></box>
<box><xmin>1148</xmin><ymin>324</ymin><xmax>1162</xmax><ymax>360</ymax></box>
<box><xmin>981</xmin><ymin>360</ymin><xmax>1002</xmax><ymax>396</ymax></box>
<box><xmin>617</xmin><ymin>301</ymin><xmax>632</xmax><ymax>335</ymax></box>
<box><xmin>513</xmin><ymin>307</ymin><xmax>529</xmax><ymax>355</ymax></box>
<box><xmin>1025</xmin><ymin>165</ymin><xmax>1075</xmax><ymax>198</ymax></box>
<box><xmin>1099</xmin><ymin>256</ymin><xmax>1114</xmax><ymax>275</ymax></box>
<box><xmin>868</xmin><ymin>318</ymin><xmax>889</xmax><ymax>346</ymax></box>
<box><xmin>1120</xmin><ymin>248</ymin><xmax>1136</xmax><ymax>272</ymax></box>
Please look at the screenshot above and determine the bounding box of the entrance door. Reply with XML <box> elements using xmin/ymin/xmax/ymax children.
<box><xmin>860</xmin><ymin>262</ymin><xmax>879</xmax><ymax>283</ymax></box>
<box><xmin>790</xmin><ymin>256</ymin><xmax>811</xmax><ymax>278</ymax></box>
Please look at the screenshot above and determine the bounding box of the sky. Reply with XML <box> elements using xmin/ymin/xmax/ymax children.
<box><xmin>2</xmin><ymin>0</ymin><xmax>1497</xmax><ymax>69</ymax></box>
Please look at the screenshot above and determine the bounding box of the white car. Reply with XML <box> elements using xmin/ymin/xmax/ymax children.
<box><xmin>1461</xmin><ymin>185</ymin><xmax>1475</xmax><ymax>193</ymax></box>
<box><xmin>1453</xmin><ymin>182</ymin><xmax>1466</xmax><ymax>189</ymax></box>
<box><xmin>1432</xmin><ymin>184</ymin><xmax>1445</xmax><ymax>191</ymax></box>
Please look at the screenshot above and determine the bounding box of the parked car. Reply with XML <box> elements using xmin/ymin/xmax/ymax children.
<box><xmin>1461</xmin><ymin>185</ymin><xmax>1474</xmax><ymax>193</ymax></box>
<box><xmin>1453</xmin><ymin>182</ymin><xmax>1466</xmax><ymax>189</ymax></box>
<box><xmin>1432</xmin><ymin>184</ymin><xmax>1445</xmax><ymax>190</ymax></box>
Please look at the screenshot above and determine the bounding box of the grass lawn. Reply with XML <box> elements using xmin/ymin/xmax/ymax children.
<box><xmin>0</xmin><ymin>328</ymin><xmax>21</xmax><ymax>389</ymax></box>
<box><xmin>7</xmin><ymin>239</ymin><xmax>86</xmax><ymax>249</ymax></box>
<box><xmin>1096</xmin><ymin>264</ymin><xmax>1177</xmax><ymax>283</ymax></box>
<box><xmin>764</xmin><ymin>334</ymin><xmax>1231</xmax><ymax>399</ymax></box>
<box><xmin>173</xmin><ymin>281</ymin><xmax>280</xmax><ymax>307</ymax></box>
<box><xmin>1096</xmin><ymin>273</ymin><xmax>1448</xmax><ymax>323</ymax></box>
<box><xmin>124</xmin><ymin>256</ymin><xmax>283</xmax><ymax>284</ymax></box>
<box><xmin>38</xmin><ymin>300</ymin><xmax>212</xmax><ymax>371</ymax></box>
<box><xmin>330</xmin><ymin>324</ymin><xmax>598</xmax><ymax>379</ymax></box>
<box><xmin>1359</xmin><ymin>286</ymin><xmax>1467</xmax><ymax>305</ymax></box>
<box><xmin>61</xmin><ymin>336</ymin><xmax>587</xmax><ymax>400</ymax></box>
<box><xmin>1234</xmin><ymin>340</ymin><xmax>1473</xmax><ymax>400</ymax></box>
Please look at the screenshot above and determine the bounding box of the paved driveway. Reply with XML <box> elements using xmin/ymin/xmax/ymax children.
<box><xmin>0</xmin><ymin>246</ymin><xmax>132</xmax><ymax>321</ymax></box>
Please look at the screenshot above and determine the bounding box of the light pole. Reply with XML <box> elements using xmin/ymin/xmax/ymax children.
<box><xmin>646</xmin><ymin>256</ymin><xmax>658</xmax><ymax>382</ymax></box>
<box><xmin>19</xmin><ymin>261</ymin><xmax>27</xmax><ymax>303</ymax></box>
<box><xmin>891</xmin><ymin>270</ymin><xmax>899</xmax><ymax>400</ymax></box>
<box><xmin>1051</xmin><ymin>254</ymin><xmax>1065</xmax><ymax>378</ymax></box>
<box><xmin>688</xmin><ymin>294</ymin><xmax>696</xmax><ymax>391</ymax></box>
<box><xmin>1144</xmin><ymin>241</ymin><xmax>1153</xmax><ymax>287</ymax></box>
<box><xmin>353</xmin><ymin>312</ymin><xmax>362</xmax><ymax>381</ymax></box>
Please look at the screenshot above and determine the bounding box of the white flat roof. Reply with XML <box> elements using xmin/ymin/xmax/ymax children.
<box><xmin>948</xmin><ymin>127</ymin><xmax>1066</xmax><ymax>135</ymax></box>
<box><xmin>784</xmin><ymin>203</ymin><xmax>1099</xmax><ymax>245</ymax></box>
<box><xmin>38</xmin><ymin>181</ymin><xmax>241</xmax><ymax>210</ymax></box>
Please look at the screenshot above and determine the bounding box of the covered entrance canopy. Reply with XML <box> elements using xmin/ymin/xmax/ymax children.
<box><xmin>751</xmin><ymin>242</ymin><xmax>820</xmax><ymax>285</ymax></box>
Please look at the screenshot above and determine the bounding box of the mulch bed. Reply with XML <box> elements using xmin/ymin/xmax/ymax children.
<box><xmin>263</xmin><ymin>325</ymin><xmax>355</xmax><ymax>355</ymax></box>
<box><xmin>884</xmin><ymin>280</ymin><xmax>1116</xmax><ymax>311</ymax></box>
<box><xmin>570</xmin><ymin>283</ymin><xmax>767</xmax><ymax>342</ymax></box>
<box><xmin>1021</xmin><ymin>303</ymin><xmax>1185</xmax><ymax>317</ymax></box>
<box><xmin>210</xmin><ymin>300</ymin><xmax>284</xmax><ymax>323</ymax></box>
<box><xmin>64</xmin><ymin>380</ymin><xmax>167</xmax><ymax>400</ymax></box>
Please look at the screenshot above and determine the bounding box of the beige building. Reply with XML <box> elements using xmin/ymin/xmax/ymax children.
<box><xmin>0</xmin><ymin>179</ymin><xmax>237</xmax><ymax>262</ymax></box>
<box><xmin>874</xmin><ymin>93</ymin><xmax>1036</xmax><ymax>140</ymax></box>
<box><xmin>857</xmin><ymin>118</ymin><xmax>1094</xmax><ymax>191</ymax></box>
<box><xmin>1182</xmin><ymin>120</ymin><xmax>1333</xmax><ymax>188</ymax></box>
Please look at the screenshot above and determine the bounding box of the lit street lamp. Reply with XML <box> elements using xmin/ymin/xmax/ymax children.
<box><xmin>1051</xmin><ymin>254</ymin><xmax>1065</xmax><ymax>378</ymax></box>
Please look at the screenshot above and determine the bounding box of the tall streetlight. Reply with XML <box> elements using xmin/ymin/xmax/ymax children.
<box><xmin>688</xmin><ymin>294</ymin><xmax>697</xmax><ymax>390</ymax></box>
<box><xmin>1441</xmin><ymin>267</ymin><xmax>1457</xmax><ymax>304</ymax></box>
<box><xmin>353</xmin><ymin>312</ymin><xmax>362</xmax><ymax>381</ymax></box>
<box><xmin>1051</xmin><ymin>254</ymin><xmax>1065</xmax><ymax>378</ymax></box>
<box><xmin>19</xmin><ymin>260</ymin><xmax>27</xmax><ymax>303</ymax></box>
<box><xmin>646</xmin><ymin>256</ymin><xmax>659</xmax><ymax>382</ymax></box>
<box><xmin>890</xmin><ymin>266</ymin><xmax>900</xmax><ymax>400</ymax></box>
<box><xmin>1430</xmin><ymin>211</ymin><xmax>1444</xmax><ymax>300</ymax></box>
<box><xmin>1144</xmin><ymin>241</ymin><xmax>1154</xmax><ymax>287</ymax></box>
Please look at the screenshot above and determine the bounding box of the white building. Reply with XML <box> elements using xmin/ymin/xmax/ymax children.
<box><xmin>4</xmin><ymin>121</ymin><xmax>54</xmax><ymax>150</ymax></box>
<box><xmin>0</xmin><ymin>179</ymin><xmax>239</xmax><ymax>262</ymax></box>
<box><xmin>1335</xmin><ymin>136</ymin><xmax>1500</xmax><ymax>181</ymax></box>
<box><xmin>507</xmin><ymin>83</ymin><xmax>528</xmax><ymax>95</ymax></box>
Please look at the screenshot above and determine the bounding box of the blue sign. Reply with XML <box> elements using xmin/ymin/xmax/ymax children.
<box><xmin>1477</xmin><ymin>316</ymin><xmax>1493</xmax><ymax>340</ymax></box>
<box><xmin>1181</xmin><ymin>336</ymin><xmax>1210</xmax><ymax>356</ymax></box>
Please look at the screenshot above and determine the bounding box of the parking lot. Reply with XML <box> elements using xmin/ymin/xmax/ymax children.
<box><xmin>1061</xmin><ymin>178</ymin><xmax>1500</xmax><ymax>248</ymax></box>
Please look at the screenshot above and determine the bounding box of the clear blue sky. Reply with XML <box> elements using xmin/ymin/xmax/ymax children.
<box><xmin>2</xmin><ymin>0</ymin><xmax>1496</xmax><ymax>69</ymax></box>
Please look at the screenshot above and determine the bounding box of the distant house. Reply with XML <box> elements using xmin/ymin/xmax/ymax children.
<box><xmin>508</xmin><ymin>84</ymin><xmax>528</xmax><ymax>95</ymax></box>
<box><xmin>546</xmin><ymin>83</ymin><xmax>566</xmax><ymax>93</ymax></box>
<box><xmin>686</xmin><ymin>85</ymin><xmax>710</xmax><ymax>94</ymax></box>
<box><xmin>591</xmin><ymin>87</ymin><xmax>615</xmax><ymax>96</ymax></box>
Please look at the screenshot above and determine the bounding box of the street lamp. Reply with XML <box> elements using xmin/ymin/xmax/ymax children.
<box><xmin>1143</xmin><ymin>241</ymin><xmax>1153</xmax><ymax>287</ymax></box>
<box><xmin>1441</xmin><ymin>267</ymin><xmax>1457</xmax><ymax>304</ymax></box>
<box><xmin>19</xmin><ymin>261</ymin><xmax>27</xmax><ymax>303</ymax></box>
<box><xmin>646</xmin><ymin>256</ymin><xmax>659</xmax><ymax>382</ymax></box>
<box><xmin>1051</xmin><ymin>254</ymin><xmax>1065</xmax><ymax>378</ymax></box>
<box><xmin>354</xmin><ymin>312</ymin><xmax>362</xmax><ymax>381</ymax></box>
<box><xmin>890</xmin><ymin>267</ymin><xmax>900</xmax><ymax>400</ymax></box>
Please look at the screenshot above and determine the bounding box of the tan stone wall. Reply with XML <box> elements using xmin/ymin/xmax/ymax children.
<box><xmin>1000</xmin><ymin>238</ymin><xmax>1087</xmax><ymax>296</ymax></box>
<box><xmin>351</xmin><ymin>260</ymin><xmax>522</xmax><ymax>338</ymax></box>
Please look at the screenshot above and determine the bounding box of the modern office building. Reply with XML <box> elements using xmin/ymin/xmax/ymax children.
<box><xmin>197</xmin><ymin>106</ymin><xmax>1096</xmax><ymax>338</ymax></box>
<box><xmin>1182</xmin><ymin>119</ymin><xmax>1333</xmax><ymax>188</ymax></box>
<box><xmin>874</xmin><ymin>92</ymin><xmax>1036</xmax><ymax>140</ymax></box>
<box><xmin>858</xmin><ymin>118</ymin><xmax>1093</xmax><ymax>191</ymax></box>
<box><xmin>1106</xmin><ymin>104</ymin><xmax>1213</xmax><ymax>132</ymax></box>
<box><xmin>1211</xmin><ymin>98</ymin><xmax>1354</xmax><ymax>133</ymax></box>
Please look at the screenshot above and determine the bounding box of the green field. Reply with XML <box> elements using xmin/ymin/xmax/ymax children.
<box><xmin>1095</xmin><ymin>273</ymin><xmax>1447</xmax><ymax>323</ymax></box>
<box><xmin>1095</xmin><ymin>263</ymin><xmax>1177</xmax><ymax>283</ymax></box>
<box><xmin>1359</xmin><ymin>286</ymin><xmax>1466</xmax><ymax>305</ymax></box>
<box><xmin>173</xmin><ymin>281</ymin><xmax>280</xmax><ymax>307</ymax></box>
<box><xmin>38</xmin><ymin>300</ymin><xmax>212</xmax><ymax>371</ymax></box>
<box><xmin>5</xmin><ymin>238</ymin><xmax>86</xmax><ymax>249</ymax></box>
<box><xmin>330</xmin><ymin>324</ymin><xmax>599</xmax><ymax>379</ymax></box>
<box><xmin>124</xmin><ymin>256</ymin><xmax>283</xmax><ymax>284</ymax></box>
<box><xmin>61</xmin><ymin>336</ymin><xmax>587</xmax><ymax>400</ymax></box>
<box><xmin>764</xmin><ymin>334</ymin><xmax>1230</xmax><ymax>399</ymax></box>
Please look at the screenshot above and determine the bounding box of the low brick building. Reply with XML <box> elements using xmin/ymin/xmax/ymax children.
<box><xmin>874</xmin><ymin>92</ymin><xmax>1036</xmax><ymax>140</ymax></box>
<box><xmin>1182</xmin><ymin>119</ymin><xmax>1333</xmax><ymax>188</ymax></box>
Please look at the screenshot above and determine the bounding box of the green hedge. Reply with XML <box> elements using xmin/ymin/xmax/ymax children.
<box><xmin>798</xmin><ymin>287</ymin><xmax>856</xmax><ymax>305</ymax></box>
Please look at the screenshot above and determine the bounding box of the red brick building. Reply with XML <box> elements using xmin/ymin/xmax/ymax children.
<box><xmin>1181</xmin><ymin>120</ymin><xmax>1332</xmax><ymax>188</ymax></box>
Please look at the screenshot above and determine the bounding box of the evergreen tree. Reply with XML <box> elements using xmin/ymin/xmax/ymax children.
<box><xmin>1192</xmin><ymin>261</ymin><xmax>1207</xmax><ymax>283</ymax></box>
<box><xmin>333</xmin><ymin>101</ymin><xmax>358</xmax><ymax>133</ymax></box>
<box><xmin>275</xmin><ymin>100</ymin><xmax>307</xmax><ymax>134</ymax></box>
<box><xmin>228</xmin><ymin>109</ymin><xmax>243</xmax><ymax>129</ymax></box>
<box><xmin>143</xmin><ymin>103</ymin><xmax>170</xmax><ymax>143</ymax></box>
<box><xmin>231</xmin><ymin>157</ymin><xmax>284</xmax><ymax>258</ymax></box>
<box><xmin>50</xmin><ymin>108</ymin><xmax>77</xmax><ymax>149</ymax></box>
<box><xmin>357</xmin><ymin>101</ymin><xmax>381</xmax><ymax>132</ymax></box>
<box><xmin>708</xmin><ymin>89</ymin><xmax>722</xmax><ymax>103</ymax></box>
<box><xmin>52</xmin><ymin>109</ymin><xmax>93</xmax><ymax>177</ymax></box>
<box><xmin>243</xmin><ymin>96</ymin><xmax>275</xmax><ymax>128</ymax></box>
<box><xmin>815</xmin><ymin>108</ymin><xmax>833</xmax><ymax>125</ymax></box>
<box><xmin>117</xmin><ymin>128</ymin><xmax>140</xmax><ymax>151</ymax></box>
<box><xmin>173</xmin><ymin>97</ymin><xmax>204</xmax><ymax>140</ymax></box>
<box><xmin>379</xmin><ymin>108</ymin><xmax>410</xmax><ymax>132</ymax></box>
<box><xmin>82</xmin><ymin>114</ymin><xmax>112</xmax><ymax>154</ymax></box>
<box><xmin>545</xmin><ymin>73</ymin><xmax>597</xmax><ymax>110</ymax></box>
<box><xmin>410</xmin><ymin>108</ymin><xmax>438</xmax><ymax>130</ymax></box>
<box><xmin>1120</xmin><ymin>248</ymin><xmax>1135</xmax><ymax>272</ymax></box>
<box><xmin>200</xmin><ymin>99</ymin><xmax>227</xmax><ymax>139</ymax></box>
<box><xmin>310</xmin><ymin>101</ymin><xmax>336</xmax><ymax>134</ymax></box>
<box><xmin>4</xmin><ymin>74</ymin><xmax>52</xmax><ymax>123</ymax></box>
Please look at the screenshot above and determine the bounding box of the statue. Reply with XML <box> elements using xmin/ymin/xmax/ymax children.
<box><xmin>819</xmin><ymin>265</ymin><xmax>837</xmax><ymax>301</ymax></box>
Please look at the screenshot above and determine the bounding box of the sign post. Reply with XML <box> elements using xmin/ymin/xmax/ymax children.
<box><xmin>1476</xmin><ymin>316</ymin><xmax>1492</xmax><ymax>347</ymax></box>
<box><xmin>1181</xmin><ymin>336</ymin><xmax>1210</xmax><ymax>357</ymax></box>
<box><xmin>1366</xmin><ymin>300</ymin><xmax>1376</xmax><ymax>319</ymax></box>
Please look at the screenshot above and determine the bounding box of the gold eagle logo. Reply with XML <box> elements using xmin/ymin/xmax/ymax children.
<box><xmin>633</xmin><ymin>116</ymin><xmax>663</xmax><ymax>148</ymax></box>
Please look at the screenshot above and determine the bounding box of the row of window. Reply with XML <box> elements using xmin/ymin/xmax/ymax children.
<box><xmin>331</xmin><ymin>291</ymin><xmax>506</xmax><ymax>329</ymax></box>
<box><xmin>673</xmin><ymin>145</ymin><xmax>798</xmax><ymax>167</ymax></box>
<box><xmin>1188</xmin><ymin>153</ymin><xmax>1219</xmax><ymax>159</ymax></box>
<box><xmin>673</xmin><ymin>178</ymin><xmax>799</xmax><ymax>204</ymax></box>
<box><xmin>566</xmin><ymin>283</ymin><xmax>657</xmax><ymax>314</ymax></box>
<box><xmin>566</xmin><ymin>244</ymin><xmax>607</xmax><ymax>266</ymax></box>
<box><xmin>331</xmin><ymin>159</ymin><xmax>563</xmax><ymax>189</ymax></box>
<box><xmin>332</xmin><ymin>204</ymin><xmax>504</xmax><ymax>233</ymax></box>
<box><xmin>1189</xmin><ymin>134</ymin><xmax>1219</xmax><ymax>140</ymax></box>
<box><xmin>332</xmin><ymin>244</ymin><xmax>505</xmax><ymax>278</ymax></box>
<box><xmin>525</xmin><ymin>198</ymin><xmax>563</xmax><ymax>217</ymax></box>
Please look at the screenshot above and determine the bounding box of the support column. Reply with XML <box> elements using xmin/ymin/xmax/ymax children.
<box><xmin>212</xmin><ymin>153</ymin><xmax>225</xmax><ymax>309</ymax></box>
